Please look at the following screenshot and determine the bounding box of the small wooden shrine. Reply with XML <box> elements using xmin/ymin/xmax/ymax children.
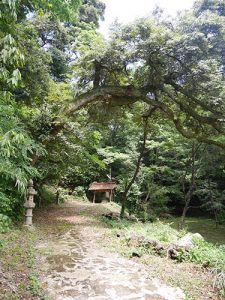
<box><xmin>88</xmin><ymin>182</ymin><xmax>117</xmax><ymax>203</ymax></box>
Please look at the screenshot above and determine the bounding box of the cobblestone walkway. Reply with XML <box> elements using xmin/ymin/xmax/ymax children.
<box><xmin>41</xmin><ymin>203</ymin><xmax>185</xmax><ymax>300</ymax></box>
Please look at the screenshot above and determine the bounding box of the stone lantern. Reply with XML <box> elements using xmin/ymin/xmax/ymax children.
<box><xmin>24</xmin><ymin>179</ymin><xmax>37</xmax><ymax>226</ymax></box>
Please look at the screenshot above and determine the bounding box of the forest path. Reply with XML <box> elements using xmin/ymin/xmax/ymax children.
<box><xmin>38</xmin><ymin>200</ymin><xmax>185</xmax><ymax>300</ymax></box>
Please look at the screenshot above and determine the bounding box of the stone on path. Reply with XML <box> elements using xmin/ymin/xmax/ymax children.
<box><xmin>41</xmin><ymin>225</ymin><xmax>185</xmax><ymax>300</ymax></box>
<box><xmin>40</xmin><ymin>202</ymin><xmax>185</xmax><ymax>300</ymax></box>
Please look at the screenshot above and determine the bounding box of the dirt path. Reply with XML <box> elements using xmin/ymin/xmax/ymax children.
<box><xmin>38</xmin><ymin>200</ymin><xmax>185</xmax><ymax>300</ymax></box>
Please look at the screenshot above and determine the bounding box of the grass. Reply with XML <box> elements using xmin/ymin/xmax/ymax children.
<box><xmin>104</xmin><ymin>217</ymin><xmax>225</xmax><ymax>268</ymax></box>
<box><xmin>0</xmin><ymin>227</ymin><xmax>41</xmax><ymax>299</ymax></box>
<box><xmin>100</xmin><ymin>217</ymin><xmax>225</xmax><ymax>299</ymax></box>
<box><xmin>164</xmin><ymin>217</ymin><xmax>225</xmax><ymax>245</ymax></box>
<box><xmin>0</xmin><ymin>217</ymin><xmax>73</xmax><ymax>300</ymax></box>
<box><xmin>105</xmin><ymin>218</ymin><xmax>186</xmax><ymax>243</ymax></box>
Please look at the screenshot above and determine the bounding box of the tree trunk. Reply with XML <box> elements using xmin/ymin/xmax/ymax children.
<box><xmin>120</xmin><ymin>117</ymin><xmax>149</xmax><ymax>219</ymax></box>
<box><xmin>180</xmin><ymin>186</ymin><xmax>195</xmax><ymax>225</ymax></box>
<box><xmin>180</xmin><ymin>142</ymin><xmax>197</xmax><ymax>227</ymax></box>
<box><xmin>208</xmin><ymin>180</ymin><xmax>219</xmax><ymax>228</ymax></box>
<box><xmin>56</xmin><ymin>189</ymin><xmax>60</xmax><ymax>205</ymax></box>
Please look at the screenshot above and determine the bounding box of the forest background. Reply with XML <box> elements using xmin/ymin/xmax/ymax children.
<box><xmin>1</xmin><ymin>0</ymin><xmax>225</xmax><ymax>229</ymax></box>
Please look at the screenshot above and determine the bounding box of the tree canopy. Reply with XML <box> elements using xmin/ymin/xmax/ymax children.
<box><xmin>66</xmin><ymin>6</ymin><xmax>225</xmax><ymax>150</ymax></box>
<box><xmin>0</xmin><ymin>0</ymin><xmax>225</xmax><ymax>226</ymax></box>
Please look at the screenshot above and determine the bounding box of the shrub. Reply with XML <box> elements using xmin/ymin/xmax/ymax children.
<box><xmin>187</xmin><ymin>240</ymin><xmax>225</xmax><ymax>272</ymax></box>
<box><xmin>38</xmin><ymin>185</ymin><xmax>56</xmax><ymax>206</ymax></box>
<box><xmin>136</xmin><ymin>210</ymin><xmax>157</xmax><ymax>222</ymax></box>
<box><xmin>0</xmin><ymin>214</ymin><xmax>11</xmax><ymax>233</ymax></box>
<box><xmin>218</xmin><ymin>210</ymin><xmax>225</xmax><ymax>224</ymax></box>
<box><xmin>0</xmin><ymin>191</ymin><xmax>17</xmax><ymax>216</ymax></box>
<box><xmin>158</xmin><ymin>232</ymin><xmax>225</xmax><ymax>296</ymax></box>
<box><xmin>74</xmin><ymin>186</ymin><xmax>87</xmax><ymax>199</ymax></box>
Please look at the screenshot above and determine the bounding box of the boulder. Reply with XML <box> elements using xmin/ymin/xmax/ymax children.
<box><xmin>102</xmin><ymin>212</ymin><xmax>120</xmax><ymax>220</ymax></box>
<box><xmin>159</xmin><ymin>213</ymin><xmax>173</xmax><ymax>219</ymax></box>
<box><xmin>176</xmin><ymin>233</ymin><xmax>203</xmax><ymax>250</ymax></box>
<box><xmin>127</xmin><ymin>215</ymin><xmax>138</xmax><ymax>222</ymax></box>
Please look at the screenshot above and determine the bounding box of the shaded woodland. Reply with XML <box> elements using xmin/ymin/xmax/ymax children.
<box><xmin>1</xmin><ymin>1</ymin><xmax>225</xmax><ymax>298</ymax></box>
<box><xmin>1</xmin><ymin>0</ymin><xmax>225</xmax><ymax>226</ymax></box>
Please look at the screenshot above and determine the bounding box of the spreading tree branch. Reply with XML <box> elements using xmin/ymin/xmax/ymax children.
<box><xmin>63</xmin><ymin>86</ymin><xmax>225</xmax><ymax>149</ymax></box>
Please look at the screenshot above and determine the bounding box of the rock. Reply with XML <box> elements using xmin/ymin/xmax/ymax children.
<box><xmin>192</xmin><ymin>233</ymin><xmax>204</xmax><ymax>240</ymax></box>
<box><xmin>166</xmin><ymin>244</ymin><xmax>179</xmax><ymax>259</ymax></box>
<box><xmin>159</xmin><ymin>213</ymin><xmax>173</xmax><ymax>219</ymax></box>
<box><xmin>140</xmin><ymin>239</ymin><xmax>157</xmax><ymax>248</ymax></box>
<box><xmin>102</xmin><ymin>212</ymin><xmax>120</xmax><ymax>221</ymax></box>
<box><xmin>127</xmin><ymin>215</ymin><xmax>138</xmax><ymax>222</ymax></box>
<box><xmin>126</xmin><ymin>231</ymin><xmax>141</xmax><ymax>247</ymax></box>
<box><xmin>176</xmin><ymin>233</ymin><xmax>203</xmax><ymax>250</ymax></box>
<box><xmin>202</xmin><ymin>261</ymin><xmax>210</xmax><ymax>268</ymax></box>
<box><xmin>154</xmin><ymin>243</ymin><xmax>165</xmax><ymax>253</ymax></box>
<box><xmin>119</xmin><ymin>229</ymin><xmax>204</xmax><ymax>261</ymax></box>
<box><xmin>132</xmin><ymin>252</ymin><xmax>141</xmax><ymax>258</ymax></box>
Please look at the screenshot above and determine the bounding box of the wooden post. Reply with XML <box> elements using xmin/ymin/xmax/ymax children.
<box><xmin>93</xmin><ymin>191</ymin><xmax>96</xmax><ymax>203</ymax></box>
<box><xmin>109</xmin><ymin>190</ymin><xmax>112</xmax><ymax>202</ymax></box>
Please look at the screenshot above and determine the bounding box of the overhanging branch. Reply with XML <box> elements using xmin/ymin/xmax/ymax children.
<box><xmin>64</xmin><ymin>86</ymin><xmax>154</xmax><ymax>115</ymax></box>
<box><xmin>51</xmin><ymin>85</ymin><xmax>225</xmax><ymax>151</ymax></box>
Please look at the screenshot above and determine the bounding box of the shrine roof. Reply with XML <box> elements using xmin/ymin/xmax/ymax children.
<box><xmin>88</xmin><ymin>182</ymin><xmax>117</xmax><ymax>191</ymax></box>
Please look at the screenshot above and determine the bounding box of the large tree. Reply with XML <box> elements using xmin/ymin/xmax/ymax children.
<box><xmin>2</xmin><ymin>0</ymin><xmax>225</xmax><ymax>222</ymax></box>
<box><xmin>54</xmin><ymin>4</ymin><xmax>225</xmax><ymax>151</ymax></box>
<box><xmin>0</xmin><ymin>0</ymin><xmax>98</xmax><ymax>222</ymax></box>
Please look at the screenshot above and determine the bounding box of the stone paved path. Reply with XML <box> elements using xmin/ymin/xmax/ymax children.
<box><xmin>40</xmin><ymin>202</ymin><xmax>185</xmax><ymax>300</ymax></box>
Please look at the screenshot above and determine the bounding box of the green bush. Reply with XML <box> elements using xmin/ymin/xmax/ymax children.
<box><xmin>38</xmin><ymin>185</ymin><xmax>56</xmax><ymax>206</ymax></box>
<box><xmin>0</xmin><ymin>191</ymin><xmax>16</xmax><ymax>216</ymax></box>
<box><xmin>28</xmin><ymin>273</ymin><xmax>41</xmax><ymax>296</ymax></box>
<box><xmin>187</xmin><ymin>240</ymin><xmax>225</xmax><ymax>272</ymax></box>
<box><xmin>74</xmin><ymin>186</ymin><xmax>87</xmax><ymax>198</ymax></box>
<box><xmin>0</xmin><ymin>186</ymin><xmax>27</xmax><ymax>222</ymax></box>
<box><xmin>218</xmin><ymin>211</ymin><xmax>225</xmax><ymax>224</ymax></box>
<box><xmin>0</xmin><ymin>214</ymin><xmax>11</xmax><ymax>233</ymax></box>
<box><xmin>136</xmin><ymin>210</ymin><xmax>157</xmax><ymax>222</ymax></box>
<box><xmin>186</xmin><ymin>239</ymin><xmax>225</xmax><ymax>296</ymax></box>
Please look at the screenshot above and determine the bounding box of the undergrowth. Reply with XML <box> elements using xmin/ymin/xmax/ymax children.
<box><xmin>104</xmin><ymin>218</ymin><xmax>225</xmax><ymax>296</ymax></box>
<box><xmin>0</xmin><ymin>213</ymin><xmax>11</xmax><ymax>233</ymax></box>
<box><xmin>105</xmin><ymin>219</ymin><xmax>186</xmax><ymax>243</ymax></box>
<box><xmin>0</xmin><ymin>227</ymin><xmax>44</xmax><ymax>299</ymax></box>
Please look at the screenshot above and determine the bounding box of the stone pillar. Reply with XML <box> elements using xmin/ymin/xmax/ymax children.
<box><xmin>24</xmin><ymin>179</ymin><xmax>37</xmax><ymax>226</ymax></box>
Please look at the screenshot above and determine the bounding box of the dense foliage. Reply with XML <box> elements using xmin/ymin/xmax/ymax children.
<box><xmin>0</xmin><ymin>0</ymin><xmax>106</xmax><ymax>228</ymax></box>
<box><xmin>0</xmin><ymin>0</ymin><xmax>225</xmax><ymax>230</ymax></box>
